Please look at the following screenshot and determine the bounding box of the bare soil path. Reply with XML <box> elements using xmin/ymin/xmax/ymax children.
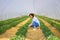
<box><xmin>25</xmin><ymin>27</ymin><xmax>46</xmax><ymax>40</ymax></box>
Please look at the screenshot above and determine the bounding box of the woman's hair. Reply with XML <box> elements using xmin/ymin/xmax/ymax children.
<box><xmin>29</xmin><ymin>13</ymin><xmax>34</xmax><ymax>17</ymax></box>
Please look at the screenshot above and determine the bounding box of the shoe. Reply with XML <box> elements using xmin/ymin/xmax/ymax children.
<box><xmin>33</xmin><ymin>28</ymin><xmax>36</xmax><ymax>31</ymax></box>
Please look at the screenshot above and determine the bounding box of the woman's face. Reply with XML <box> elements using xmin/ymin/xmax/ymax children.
<box><xmin>29</xmin><ymin>15</ymin><xmax>33</xmax><ymax>18</ymax></box>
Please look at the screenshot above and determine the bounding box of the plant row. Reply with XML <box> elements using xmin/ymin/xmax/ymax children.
<box><xmin>0</xmin><ymin>16</ymin><xmax>29</xmax><ymax>34</ymax></box>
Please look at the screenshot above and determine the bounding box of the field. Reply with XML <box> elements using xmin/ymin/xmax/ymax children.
<box><xmin>0</xmin><ymin>15</ymin><xmax>60</xmax><ymax>40</ymax></box>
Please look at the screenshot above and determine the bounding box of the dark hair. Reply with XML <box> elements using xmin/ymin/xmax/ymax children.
<box><xmin>29</xmin><ymin>13</ymin><xmax>34</xmax><ymax>17</ymax></box>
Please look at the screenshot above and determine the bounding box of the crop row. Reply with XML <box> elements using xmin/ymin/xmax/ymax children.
<box><xmin>37</xmin><ymin>16</ymin><xmax>60</xmax><ymax>40</ymax></box>
<box><xmin>10</xmin><ymin>19</ymin><xmax>31</xmax><ymax>40</ymax></box>
<box><xmin>0</xmin><ymin>16</ymin><xmax>28</xmax><ymax>26</ymax></box>
<box><xmin>39</xmin><ymin>16</ymin><xmax>60</xmax><ymax>22</ymax></box>
<box><xmin>39</xmin><ymin>16</ymin><xmax>60</xmax><ymax>31</ymax></box>
<box><xmin>37</xmin><ymin>16</ymin><xmax>53</xmax><ymax>37</ymax></box>
<box><xmin>0</xmin><ymin>16</ymin><xmax>29</xmax><ymax>34</ymax></box>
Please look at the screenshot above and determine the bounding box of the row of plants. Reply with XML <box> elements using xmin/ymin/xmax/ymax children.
<box><xmin>37</xmin><ymin>16</ymin><xmax>60</xmax><ymax>40</ymax></box>
<box><xmin>0</xmin><ymin>16</ymin><xmax>29</xmax><ymax>34</ymax></box>
<box><xmin>39</xmin><ymin>16</ymin><xmax>60</xmax><ymax>31</ymax></box>
<box><xmin>39</xmin><ymin>15</ymin><xmax>60</xmax><ymax>22</ymax></box>
<box><xmin>10</xmin><ymin>19</ymin><xmax>32</xmax><ymax>40</ymax></box>
<box><xmin>37</xmin><ymin>16</ymin><xmax>53</xmax><ymax>37</ymax></box>
<box><xmin>0</xmin><ymin>16</ymin><xmax>28</xmax><ymax>26</ymax></box>
<box><xmin>47</xmin><ymin>35</ymin><xmax>60</xmax><ymax>40</ymax></box>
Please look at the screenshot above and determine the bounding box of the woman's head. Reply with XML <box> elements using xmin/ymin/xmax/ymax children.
<box><xmin>29</xmin><ymin>13</ymin><xmax>34</xmax><ymax>18</ymax></box>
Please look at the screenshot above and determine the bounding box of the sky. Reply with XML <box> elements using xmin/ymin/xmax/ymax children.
<box><xmin>0</xmin><ymin>0</ymin><xmax>60</xmax><ymax>20</ymax></box>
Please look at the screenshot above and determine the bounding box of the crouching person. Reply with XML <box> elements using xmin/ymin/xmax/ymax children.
<box><xmin>29</xmin><ymin>13</ymin><xmax>40</xmax><ymax>30</ymax></box>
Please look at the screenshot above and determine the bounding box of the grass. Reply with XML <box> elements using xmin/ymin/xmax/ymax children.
<box><xmin>39</xmin><ymin>16</ymin><xmax>60</xmax><ymax>31</ymax></box>
<box><xmin>10</xmin><ymin>19</ymin><xmax>32</xmax><ymax>40</ymax></box>
<box><xmin>0</xmin><ymin>16</ymin><xmax>29</xmax><ymax>34</ymax></box>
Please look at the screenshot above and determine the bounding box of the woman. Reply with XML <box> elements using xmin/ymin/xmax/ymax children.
<box><xmin>29</xmin><ymin>13</ymin><xmax>40</xmax><ymax>30</ymax></box>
